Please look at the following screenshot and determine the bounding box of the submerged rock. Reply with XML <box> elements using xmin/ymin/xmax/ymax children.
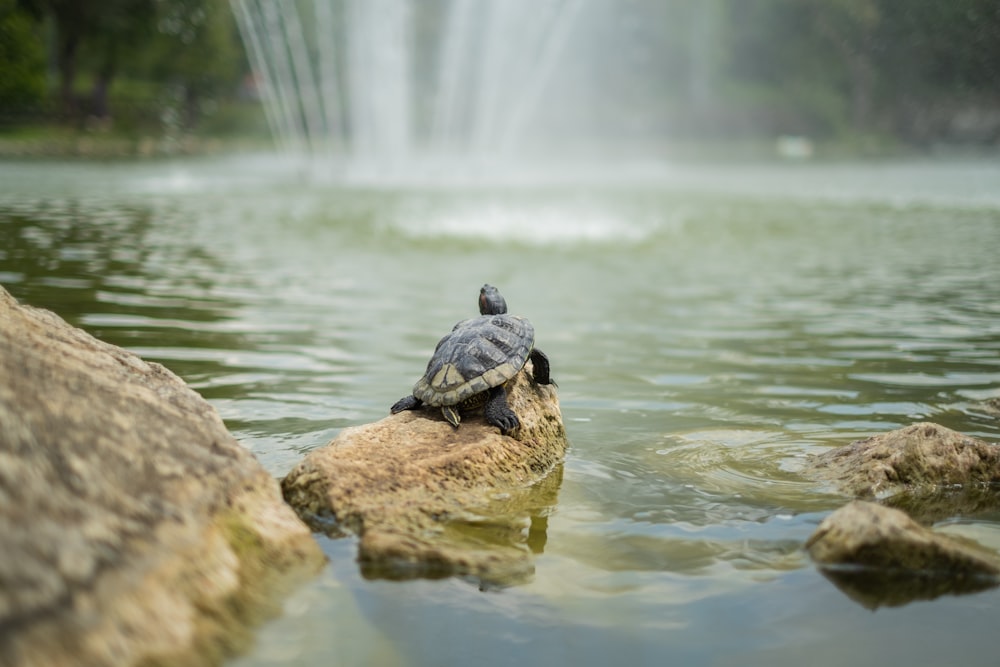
<box><xmin>281</xmin><ymin>364</ymin><xmax>568</xmax><ymax>585</ymax></box>
<box><xmin>806</xmin><ymin>501</ymin><xmax>1000</xmax><ymax>608</ymax></box>
<box><xmin>0</xmin><ymin>286</ymin><xmax>324</xmax><ymax>667</ymax></box>
<box><xmin>805</xmin><ymin>422</ymin><xmax>1000</xmax><ymax>499</ymax></box>
<box><xmin>981</xmin><ymin>397</ymin><xmax>1000</xmax><ymax>417</ymax></box>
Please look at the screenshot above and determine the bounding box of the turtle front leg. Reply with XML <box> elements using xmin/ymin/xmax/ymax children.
<box><xmin>484</xmin><ymin>385</ymin><xmax>519</xmax><ymax>435</ymax></box>
<box><xmin>529</xmin><ymin>349</ymin><xmax>556</xmax><ymax>386</ymax></box>
<box><xmin>390</xmin><ymin>395</ymin><xmax>422</xmax><ymax>414</ymax></box>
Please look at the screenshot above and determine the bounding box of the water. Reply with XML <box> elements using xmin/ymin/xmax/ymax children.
<box><xmin>2</xmin><ymin>157</ymin><xmax>1000</xmax><ymax>666</ymax></box>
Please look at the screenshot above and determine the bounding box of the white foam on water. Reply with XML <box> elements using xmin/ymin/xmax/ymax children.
<box><xmin>386</xmin><ymin>201</ymin><xmax>661</xmax><ymax>245</ymax></box>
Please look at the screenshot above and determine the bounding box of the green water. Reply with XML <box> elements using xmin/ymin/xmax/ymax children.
<box><xmin>3</xmin><ymin>157</ymin><xmax>1000</xmax><ymax>666</ymax></box>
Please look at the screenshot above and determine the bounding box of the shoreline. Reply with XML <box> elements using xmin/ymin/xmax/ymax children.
<box><xmin>1</xmin><ymin>127</ymin><xmax>998</xmax><ymax>163</ymax></box>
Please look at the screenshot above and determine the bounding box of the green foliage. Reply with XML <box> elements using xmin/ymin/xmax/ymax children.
<box><xmin>130</xmin><ymin>0</ymin><xmax>244</xmax><ymax>96</ymax></box>
<box><xmin>875</xmin><ymin>0</ymin><xmax>1000</xmax><ymax>94</ymax></box>
<box><xmin>709</xmin><ymin>0</ymin><xmax>1000</xmax><ymax>141</ymax></box>
<box><xmin>0</xmin><ymin>0</ymin><xmax>46</xmax><ymax>109</ymax></box>
<box><xmin>6</xmin><ymin>0</ymin><xmax>248</xmax><ymax>132</ymax></box>
<box><xmin>123</xmin><ymin>0</ymin><xmax>247</xmax><ymax>127</ymax></box>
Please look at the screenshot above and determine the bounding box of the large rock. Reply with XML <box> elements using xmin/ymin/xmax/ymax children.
<box><xmin>806</xmin><ymin>501</ymin><xmax>1000</xmax><ymax>608</ymax></box>
<box><xmin>0</xmin><ymin>286</ymin><xmax>324</xmax><ymax>667</ymax></box>
<box><xmin>805</xmin><ymin>422</ymin><xmax>1000</xmax><ymax>499</ymax></box>
<box><xmin>281</xmin><ymin>364</ymin><xmax>567</xmax><ymax>585</ymax></box>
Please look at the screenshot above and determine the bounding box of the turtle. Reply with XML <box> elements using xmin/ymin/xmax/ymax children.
<box><xmin>390</xmin><ymin>284</ymin><xmax>554</xmax><ymax>435</ymax></box>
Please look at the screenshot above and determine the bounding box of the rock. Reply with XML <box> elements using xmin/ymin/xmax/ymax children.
<box><xmin>805</xmin><ymin>422</ymin><xmax>1000</xmax><ymax>499</ymax></box>
<box><xmin>806</xmin><ymin>500</ymin><xmax>1000</xmax><ymax>573</ymax></box>
<box><xmin>0</xmin><ymin>286</ymin><xmax>324</xmax><ymax>667</ymax></box>
<box><xmin>803</xmin><ymin>422</ymin><xmax>1000</xmax><ymax>605</ymax></box>
<box><xmin>980</xmin><ymin>397</ymin><xmax>1000</xmax><ymax>416</ymax></box>
<box><xmin>805</xmin><ymin>501</ymin><xmax>1000</xmax><ymax>608</ymax></box>
<box><xmin>281</xmin><ymin>364</ymin><xmax>568</xmax><ymax>585</ymax></box>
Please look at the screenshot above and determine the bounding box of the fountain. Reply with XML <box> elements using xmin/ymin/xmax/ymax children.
<box><xmin>229</xmin><ymin>0</ymin><xmax>590</xmax><ymax>178</ymax></box>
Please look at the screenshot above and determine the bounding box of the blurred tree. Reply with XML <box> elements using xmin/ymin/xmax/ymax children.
<box><xmin>20</xmin><ymin>0</ymin><xmax>244</xmax><ymax>129</ymax></box>
<box><xmin>722</xmin><ymin>0</ymin><xmax>849</xmax><ymax>136</ymax></box>
<box><xmin>88</xmin><ymin>0</ymin><xmax>158</xmax><ymax>120</ymax></box>
<box><xmin>38</xmin><ymin>0</ymin><xmax>156</xmax><ymax>120</ymax></box>
<box><xmin>806</xmin><ymin>0</ymin><xmax>880</xmax><ymax>131</ymax></box>
<box><xmin>873</xmin><ymin>0</ymin><xmax>1000</xmax><ymax>141</ymax></box>
<box><xmin>717</xmin><ymin>0</ymin><xmax>1000</xmax><ymax>142</ymax></box>
<box><xmin>130</xmin><ymin>0</ymin><xmax>245</xmax><ymax>128</ymax></box>
<box><xmin>0</xmin><ymin>0</ymin><xmax>46</xmax><ymax>113</ymax></box>
<box><xmin>877</xmin><ymin>0</ymin><xmax>1000</xmax><ymax>94</ymax></box>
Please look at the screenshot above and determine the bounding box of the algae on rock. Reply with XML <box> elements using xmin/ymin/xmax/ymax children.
<box><xmin>805</xmin><ymin>422</ymin><xmax>1000</xmax><ymax>510</ymax></box>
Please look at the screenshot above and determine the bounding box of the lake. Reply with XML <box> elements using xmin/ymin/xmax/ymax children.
<box><xmin>2</xmin><ymin>155</ymin><xmax>1000</xmax><ymax>667</ymax></box>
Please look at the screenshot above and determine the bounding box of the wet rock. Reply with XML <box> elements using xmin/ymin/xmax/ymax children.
<box><xmin>0</xmin><ymin>286</ymin><xmax>324</xmax><ymax>667</ymax></box>
<box><xmin>806</xmin><ymin>500</ymin><xmax>1000</xmax><ymax>573</ymax></box>
<box><xmin>281</xmin><ymin>365</ymin><xmax>568</xmax><ymax>585</ymax></box>
<box><xmin>980</xmin><ymin>397</ymin><xmax>1000</xmax><ymax>417</ymax></box>
<box><xmin>805</xmin><ymin>422</ymin><xmax>1000</xmax><ymax>499</ymax></box>
<box><xmin>806</xmin><ymin>501</ymin><xmax>1000</xmax><ymax>608</ymax></box>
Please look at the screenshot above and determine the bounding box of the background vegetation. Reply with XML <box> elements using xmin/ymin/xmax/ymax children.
<box><xmin>0</xmin><ymin>0</ymin><xmax>259</xmax><ymax>145</ymax></box>
<box><xmin>1</xmin><ymin>0</ymin><xmax>998</xmax><ymax>152</ymax></box>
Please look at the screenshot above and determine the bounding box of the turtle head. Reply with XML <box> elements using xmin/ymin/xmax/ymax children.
<box><xmin>479</xmin><ymin>284</ymin><xmax>507</xmax><ymax>315</ymax></box>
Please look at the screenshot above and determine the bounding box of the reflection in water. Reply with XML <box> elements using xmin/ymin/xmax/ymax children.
<box><xmin>357</xmin><ymin>463</ymin><xmax>565</xmax><ymax>588</ymax></box>
<box><xmin>885</xmin><ymin>487</ymin><xmax>1000</xmax><ymax>525</ymax></box>
<box><xmin>818</xmin><ymin>565</ymin><xmax>999</xmax><ymax>610</ymax></box>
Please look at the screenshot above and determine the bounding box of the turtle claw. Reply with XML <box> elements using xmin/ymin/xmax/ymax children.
<box><xmin>391</xmin><ymin>395</ymin><xmax>422</xmax><ymax>414</ymax></box>
<box><xmin>495</xmin><ymin>414</ymin><xmax>520</xmax><ymax>436</ymax></box>
<box><xmin>484</xmin><ymin>385</ymin><xmax>519</xmax><ymax>435</ymax></box>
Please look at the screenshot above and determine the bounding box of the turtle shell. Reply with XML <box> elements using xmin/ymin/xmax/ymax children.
<box><xmin>412</xmin><ymin>314</ymin><xmax>534</xmax><ymax>407</ymax></box>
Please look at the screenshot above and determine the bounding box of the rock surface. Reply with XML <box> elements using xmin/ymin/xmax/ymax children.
<box><xmin>805</xmin><ymin>500</ymin><xmax>1000</xmax><ymax>608</ymax></box>
<box><xmin>281</xmin><ymin>364</ymin><xmax>568</xmax><ymax>584</ymax></box>
<box><xmin>0</xmin><ymin>286</ymin><xmax>324</xmax><ymax>667</ymax></box>
<box><xmin>805</xmin><ymin>422</ymin><xmax>1000</xmax><ymax>498</ymax></box>
<box><xmin>806</xmin><ymin>500</ymin><xmax>1000</xmax><ymax>573</ymax></box>
<box><xmin>981</xmin><ymin>397</ymin><xmax>1000</xmax><ymax>416</ymax></box>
